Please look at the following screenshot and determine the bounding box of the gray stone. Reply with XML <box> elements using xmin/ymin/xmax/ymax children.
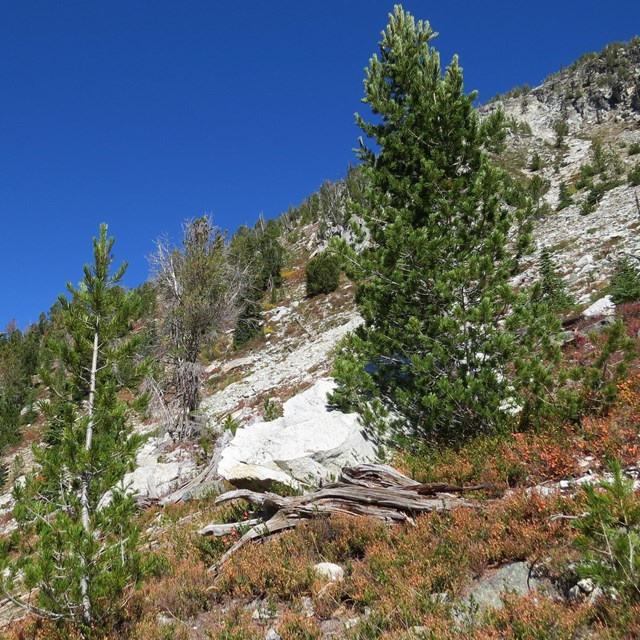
<box><xmin>580</xmin><ymin>316</ymin><xmax>615</xmax><ymax>337</ymax></box>
<box><xmin>463</xmin><ymin>562</ymin><xmax>539</xmax><ymax>611</ymax></box>
<box><xmin>123</xmin><ymin>438</ymin><xmax>196</xmax><ymax>501</ymax></box>
<box><xmin>265</xmin><ymin>630</ymin><xmax>282</xmax><ymax>640</ymax></box>
<box><xmin>558</xmin><ymin>330</ymin><xmax>576</xmax><ymax>345</ymax></box>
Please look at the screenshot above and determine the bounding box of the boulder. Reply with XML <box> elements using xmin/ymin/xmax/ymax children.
<box><xmin>461</xmin><ymin>562</ymin><xmax>540</xmax><ymax>611</ymax></box>
<box><xmin>580</xmin><ymin>315</ymin><xmax>615</xmax><ymax>336</ymax></box>
<box><xmin>582</xmin><ymin>295</ymin><xmax>615</xmax><ymax>318</ymax></box>
<box><xmin>123</xmin><ymin>439</ymin><xmax>196</xmax><ymax>501</ymax></box>
<box><xmin>217</xmin><ymin>379</ymin><xmax>380</xmax><ymax>490</ymax></box>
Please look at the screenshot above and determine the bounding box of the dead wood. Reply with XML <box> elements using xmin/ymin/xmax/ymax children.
<box><xmin>204</xmin><ymin>464</ymin><xmax>484</xmax><ymax>569</ymax></box>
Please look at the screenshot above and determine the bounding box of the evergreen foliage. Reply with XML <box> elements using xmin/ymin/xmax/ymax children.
<box><xmin>0</xmin><ymin>225</ymin><xmax>148</xmax><ymax>636</ymax></box>
<box><xmin>305</xmin><ymin>249</ymin><xmax>341</xmax><ymax>297</ymax></box>
<box><xmin>256</xmin><ymin>217</ymin><xmax>284</xmax><ymax>292</ymax></box>
<box><xmin>629</xmin><ymin>162</ymin><xmax>640</xmax><ymax>186</ymax></box>
<box><xmin>331</xmin><ymin>6</ymin><xmax>558</xmax><ymax>445</ymax></box>
<box><xmin>574</xmin><ymin>461</ymin><xmax>640</xmax><ymax>599</ymax></box>
<box><xmin>528</xmin><ymin>152</ymin><xmax>544</xmax><ymax>171</ymax></box>
<box><xmin>609</xmin><ymin>256</ymin><xmax>640</xmax><ymax>304</ymax></box>
<box><xmin>0</xmin><ymin>320</ymin><xmax>45</xmax><ymax>450</ymax></box>
<box><xmin>553</xmin><ymin>118</ymin><xmax>570</xmax><ymax>148</ymax></box>
<box><xmin>557</xmin><ymin>181</ymin><xmax>574</xmax><ymax>211</ymax></box>
<box><xmin>538</xmin><ymin>248</ymin><xmax>573</xmax><ymax>311</ymax></box>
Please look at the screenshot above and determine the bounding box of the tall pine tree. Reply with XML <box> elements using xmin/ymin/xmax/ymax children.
<box><xmin>1</xmin><ymin>225</ymin><xmax>148</xmax><ymax>636</ymax></box>
<box><xmin>331</xmin><ymin>6</ymin><xmax>557</xmax><ymax>445</ymax></box>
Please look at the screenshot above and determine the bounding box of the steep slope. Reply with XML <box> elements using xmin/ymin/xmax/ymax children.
<box><xmin>483</xmin><ymin>38</ymin><xmax>640</xmax><ymax>304</ymax></box>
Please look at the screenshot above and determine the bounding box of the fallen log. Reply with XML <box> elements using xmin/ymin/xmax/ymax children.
<box><xmin>204</xmin><ymin>463</ymin><xmax>485</xmax><ymax>568</ymax></box>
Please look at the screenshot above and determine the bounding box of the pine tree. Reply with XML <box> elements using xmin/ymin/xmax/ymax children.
<box><xmin>609</xmin><ymin>256</ymin><xmax>640</xmax><ymax>304</ymax></box>
<box><xmin>538</xmin><ymin>248</ymin><xmax>573</xmax><ymax>311</ymax></box>
<box><xmin>0</xmin><ymin>225</ymin><xmax>148</xmax><ymax>636</ymax></box>
<box><xmin>331</xmin><ymin>6</ymin><xmax>557</xmax><ymax>445</ymax></box>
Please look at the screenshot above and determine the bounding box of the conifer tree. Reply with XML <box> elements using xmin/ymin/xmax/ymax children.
<box><xmin>331</xmin><ymin>6</ymin><xmax>557</xmax><ymax>445</ymax></box>
<box><xmin>0</xmin><ymin>225</ymin><xmax>148</xmax><ymax>636</ymax></box>
<box><xmin>609</xmin><ymin>256</ymin><xmax>640</xmax><ymax>304</ymax></box>
<box><xmin>538</xmin><ymin>248</ymin><xmax>573</xmax><ymax>311</ymax></box>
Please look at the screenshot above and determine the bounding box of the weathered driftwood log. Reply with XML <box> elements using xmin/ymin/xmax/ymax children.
<box><xmin>203</xmin><ymin>464</ymin><xmax>485</xmax><ymax>567</ymax></box>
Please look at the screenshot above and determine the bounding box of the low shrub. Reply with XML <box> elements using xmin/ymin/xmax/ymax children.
<box><xmin>629</xmin><ymin>162</ymin><xmax>640</xmax><ymax>186</ymax></box>
<box><xmin>305</xmin><ymin>250</ymin><xmax>341</xmax><ymax>297</ymax></box>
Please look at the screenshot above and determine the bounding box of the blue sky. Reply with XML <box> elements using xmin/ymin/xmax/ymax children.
<box><xmin>2</xmin><ymin>1</ymin><xmax>639</xmax><ymax>329</ymax></box>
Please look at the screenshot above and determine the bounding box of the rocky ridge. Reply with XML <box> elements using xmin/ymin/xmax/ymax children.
<box><xmin>483</xmin><ymin>39</ymin><xmax>640</xmax><ymax>303</ymax></box>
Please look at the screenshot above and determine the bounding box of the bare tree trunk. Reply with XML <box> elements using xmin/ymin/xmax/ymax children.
<box><xmin>203</xmin><ymin>464</ymin><xmax>485</xmax><ymax>568</ymax></box>
<box><xmin>79</xmin><ymin>328</ymin><xmax>99</xmax><ymax>626</ymax></box>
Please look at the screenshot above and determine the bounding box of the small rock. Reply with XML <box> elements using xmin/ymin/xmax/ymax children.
<box><xmin>567</xmin><ymin>585</ymin><xmax>582</xmax><ymax>602</ymax></box>
<box><xmin>313</xmin><ymin>562</ymin><xmax>344</xmax><ymax>582</ymax></box>
<box><xmin>559</xmin><ymin>480</ymin><xmax>571</xmax><ymax>490</ymax></box>
<box><xmin>580</xmin><ymin>316</ymin><xmax>615</xmax><ymax>336</ymax></box>
<box><xmin>462</xmin><ymin>562</ymin><xmax>539</xmax><ymax>611</ymax></box>
<box><xmin>265</xmin><ymin>630</ymin><xmax>282</xmax><ymax>640</ymax></box>
<box><xmin>249</xmin><ymin>599</ymin><xmax>278</xmax><ymax>620</ymax></box>
<box><xmin>344</xmin><ymin>617</ymin><xmax>360</xmax><ymax>630</ymax></box>
<box><xmin>577</xmin><ymin>578</ymin><xmax>596</xmax><ymax>594</ymax></box>
<box><xmin>156</xmin><ymin>613</ymin><xmax>174</xmax><ymax>626</ymax></box>
<box><xmin>300</xmin><ymin>596</ymin><xmax>315</xmax><ymax>618</ymax></box>
<box><xmin>588</xmin><ymin>586</ymin><xmax>605</xmax><ymax>604</ymax></box>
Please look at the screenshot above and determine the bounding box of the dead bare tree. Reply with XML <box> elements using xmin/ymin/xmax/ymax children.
<box><xmin>149</xmin><ymin>215</ymin><xmax>246</xmax><ymax>439</ymax></box>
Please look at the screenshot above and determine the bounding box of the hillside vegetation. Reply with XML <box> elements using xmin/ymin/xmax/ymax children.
<box><xmin>2</xmin><ymin>5</ymin><xmax>640</xmax><ymax>639</ymax></box>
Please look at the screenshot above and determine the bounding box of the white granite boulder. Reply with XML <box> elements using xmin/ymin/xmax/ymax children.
<box><xmin>123</xmin><ymin>438</ymin><xmax>196</xmax><ymax>501</ymax></box>
<box><xmin>582</xmin><ymin>295</ymin><xmax>615</xmax><ymax>318</ymax></box>
<box><xmin>217</xmin><ymin>379</ymin><xmax>380</xmax><ymax>490</ymax></box>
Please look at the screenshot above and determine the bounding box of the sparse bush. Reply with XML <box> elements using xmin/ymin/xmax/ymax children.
<box><xmin>629</xmin><ymin>162</ymin><xmax>640</xmax><ymax>186</ymax></box>
<box><xmin>629</xmin><ymin>142</ymin><xmax>640</xmax><ymax>156</ymax></box>
<box><xmin>305</xmin><ymin>249</ymin><xmax>341</xmax><ymax>297</ymax></box>
<box><xmin>580</xmin><ymin>178</ymin><xmax>622</xmax><ymax>214</ymax></box>
<box><xmin>263</xmin><ymin>397</ymin><xmax>283</xmax><ymax>421</ymax></box>
<box><xmin>223</xmin><ymin>414</ymin><xmax>241</xmax><ymax>436</ymax></box>
<box><xmin>562</xmin><ymin>320</ymin><xmax>636</xmax><ymax>419</ymax></box>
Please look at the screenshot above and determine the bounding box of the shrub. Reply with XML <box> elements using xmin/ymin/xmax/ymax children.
<box><xmin>305</xmin><ymin>250</ymin><xmax>341</xmax><ymax>297</ymax></box>
<box><xmin>538</xmin><ymin>248</ymin><xmax>573</xmax><ymax>311</ymax></box>
<box><xmin>629</xmin><ymin>163</ymin><xmax>640</xmax><ymax>186</ymax></box>
<box><xmin>629</xmin><ymin>142</ymin><xmax>640</xmax><ymax>156</ymax></box>
<box><xmin>263</xmin><ymin>397</ymin><xmax>283</xmax><ymax>421</ymax></box>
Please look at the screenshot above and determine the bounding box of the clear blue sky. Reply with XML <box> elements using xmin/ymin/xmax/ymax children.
<box><xmin>2</xmin><ymin>1</ymin><xmax>639</xmax><ymax>329</ymax></box>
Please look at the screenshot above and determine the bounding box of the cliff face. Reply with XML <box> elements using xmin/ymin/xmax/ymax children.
<box><xmin>482</xmin><ymin>38</ymin><xmax>640</xmax><ymax>305</ymax></box>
